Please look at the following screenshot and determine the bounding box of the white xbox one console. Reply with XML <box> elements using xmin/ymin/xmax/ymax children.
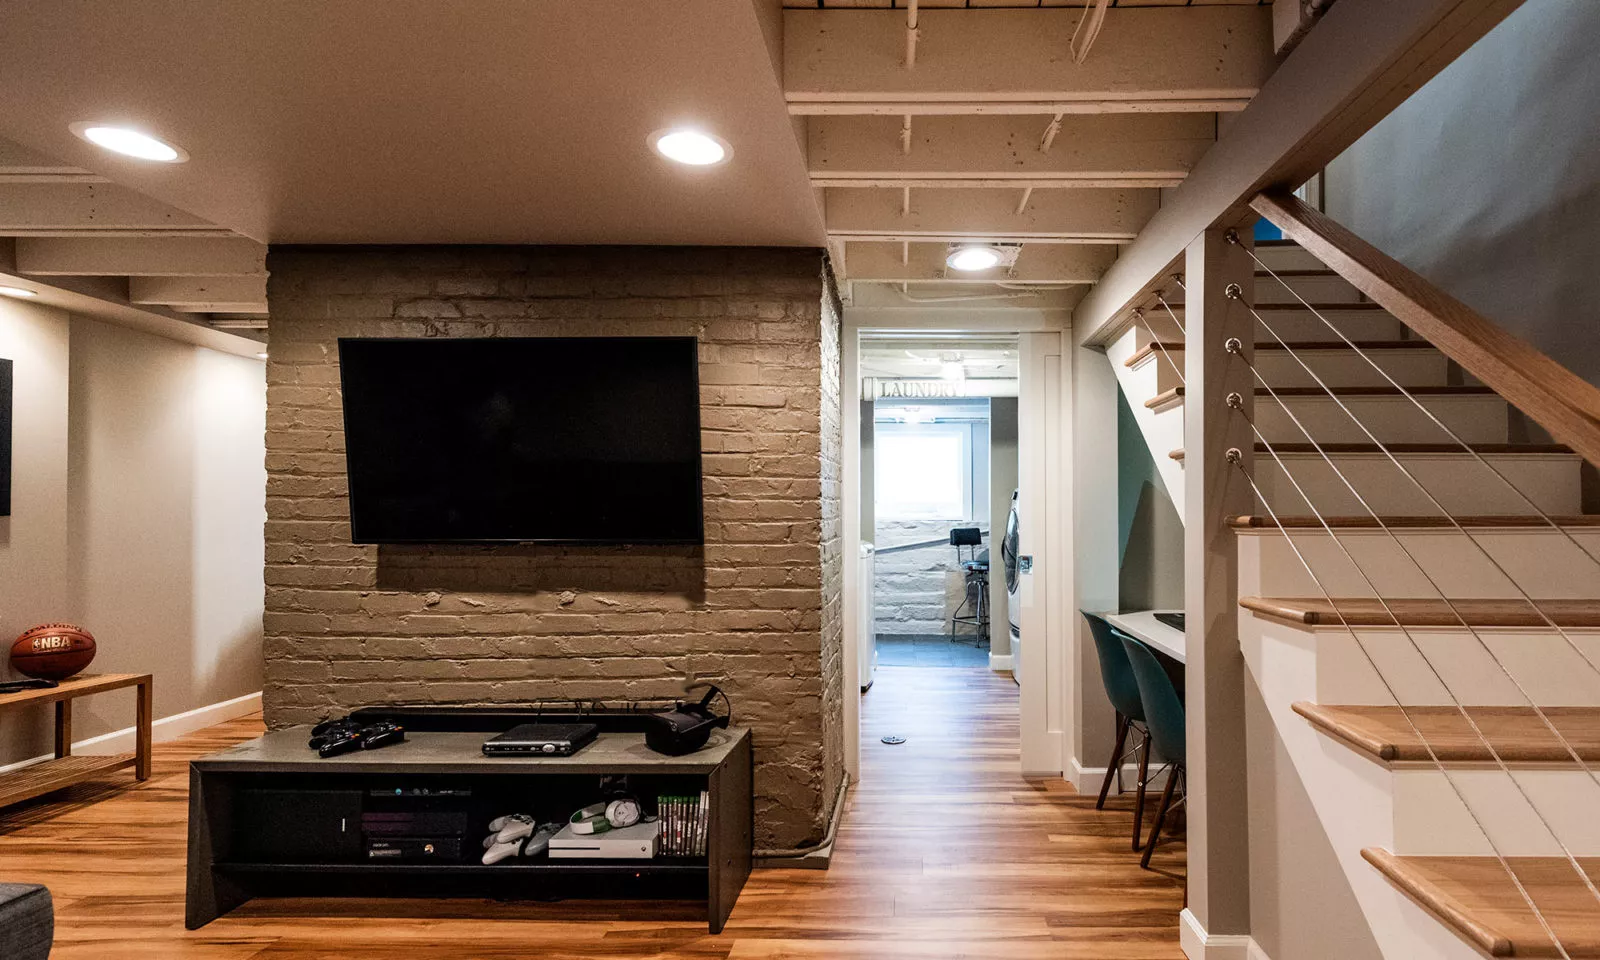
<box><xmin>548</xmin><ymin>819</ymin><xmax>660</xmax><ymax>859</ymax></box>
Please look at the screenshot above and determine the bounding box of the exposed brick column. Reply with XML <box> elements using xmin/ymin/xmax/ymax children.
<box><xmin>263</xmin><ymin>245</ymin><xmax>842</xmax><ymax>848</ymax></box>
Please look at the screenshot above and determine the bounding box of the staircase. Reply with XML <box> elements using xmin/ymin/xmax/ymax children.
<box><xmin>1111</xmin><ymin>226</ymin><xmax>1600</xmax><ymax>957</ymax></box>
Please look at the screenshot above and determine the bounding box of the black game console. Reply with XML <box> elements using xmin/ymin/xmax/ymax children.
<box><xmin>481</xmin><ymin>722</ymin><xmax>599</xmax><ymax>757</ymax></box>
<box><xmin>365</xmin><ymin>837</ymin><xmax>463</xmax><ymax>861</ymax></box>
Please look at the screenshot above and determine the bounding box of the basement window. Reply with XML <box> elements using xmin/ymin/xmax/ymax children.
<box><xmin>876</xmin><ymin>422</ymin><xmax>972</xmax><ymax>520</ymax></box>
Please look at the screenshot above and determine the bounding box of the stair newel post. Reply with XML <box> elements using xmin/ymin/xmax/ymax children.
<box><xmin>1180</xmin><ymin>227</ymin><xmax>1255</xmax><ymax>945</ymax></box>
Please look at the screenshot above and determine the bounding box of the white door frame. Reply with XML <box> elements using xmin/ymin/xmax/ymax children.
<box><xmin>840</xmin><ymin>309</ymin><xmax>1074</xmax><ymax>781</ymax></box>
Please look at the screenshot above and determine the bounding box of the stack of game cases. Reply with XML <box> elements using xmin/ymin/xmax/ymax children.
<box><xmin>656</xmin><ymin>790</ymin><xmax>710</xmax><ymax>857</ymax></box>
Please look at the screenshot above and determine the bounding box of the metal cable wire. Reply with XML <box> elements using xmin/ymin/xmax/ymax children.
<box><xmin>1230</xmin><ymin>456</ymin><xmax>1579</xmax><ymax>959</ymax></box>
<box><xmin>1130</xmin><ymin>307</ymin><xmax>1186</xmax><ymax>387</ymax></box>
<box><xmin>1217</xmin><ymin>274</ymin><xmax>1600</xmax><ymax>897</ymax></box>
<box><xmin>1232</xmin><ymin>264</ymin><xmax>1600</xmax><ymax>700</ymax></box>
<box><xmin>1236</xmin><ymin>237</ymin><xmax>1600</xmax><ymax>571</ymax></box>
<box><xmin>1232</xmin><ymin>318</ymin><xmax>1600</xmax><ymax>797</ymax></box>
<box><xmin>1231</xmin><ymin>399</ymin><xmax>1600</xmax><ymax>913</ymax></box>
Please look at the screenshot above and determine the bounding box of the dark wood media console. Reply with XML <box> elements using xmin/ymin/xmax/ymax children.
<box><xmin>186</xmin><ymin>725</ymin><xmax>752</xmax><ymax>932</ymax></box>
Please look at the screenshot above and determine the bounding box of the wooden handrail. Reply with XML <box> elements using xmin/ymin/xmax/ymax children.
<box><xmin>1251</xmin><ymin>191</ymin><xmax>1600</xmax><ymax>469</ymax></box>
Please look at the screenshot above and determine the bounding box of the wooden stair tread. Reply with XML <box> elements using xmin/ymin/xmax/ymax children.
<box><xmin>1145</xmin><ymin>385</ymin><xmax>1494</xmax><ymax>409</ymax></box>
<box><xmin>0</xmin><ymin>753</ymin><xmax>138</xmax><ymax>808</ymax></box>
<box><xmin>1363</xmin><ymin>848</ymin><xmax>1600</xmax><ymax>957</ymax></box>
<box><xmin>1293</xmin><ymin>702</ymin><xmax>1600</xmax><ymax>764</ymax></box>
<box><xmin>1170</xmin><ymin>442</ymin><xmax>1574</xmax><ymax>461</ymax></box>
<box><xmin>1230</xmin><ymin>514</ymin><xmax>1600</xmax><ymax>530</ymax></box>
<box><xmin>1125</xmin><ymin>339</ymin><xmax>1435</xmax><ymax>366</ymax></box>
<box><xmin>1241</xmin><ymin>596</ymin><xmax>1600</xmax><ymax>627</ymax></box>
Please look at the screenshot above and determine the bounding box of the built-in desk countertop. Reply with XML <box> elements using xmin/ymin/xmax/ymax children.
<box><xmin>1103</xmin><ymin>611</ymin><xmax>1186</xmax><ymax>663</ymax></box>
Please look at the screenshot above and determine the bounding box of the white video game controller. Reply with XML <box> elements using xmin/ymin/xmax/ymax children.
<box><xmin>481</xmin><ymin>815</ymin><xmax>560</xmax><ymax>865</ymax></box>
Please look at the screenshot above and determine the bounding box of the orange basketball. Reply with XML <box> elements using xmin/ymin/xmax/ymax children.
<box><xmin>10</xmin><ymin>623</ymin><xmax>97</xmax><ymax>681</ymax></box>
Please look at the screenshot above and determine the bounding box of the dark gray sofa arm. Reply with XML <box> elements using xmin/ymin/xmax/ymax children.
<box><xmin>0</xmin><ymin>883</ymin><xmax>53</xmax><ymax>960</ymax></box>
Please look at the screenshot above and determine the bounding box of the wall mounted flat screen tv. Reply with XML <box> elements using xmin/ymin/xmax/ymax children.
<box><xmin>338</xmin><ymin>337</ymin><xmax>702</xmax><ymax>544</ymax></box>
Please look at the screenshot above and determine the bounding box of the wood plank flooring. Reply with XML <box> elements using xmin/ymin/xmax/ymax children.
<box><xmin>0</xmin><ymin>666</ymin><xmax>1185</xmax><ymax>958</ymax></box>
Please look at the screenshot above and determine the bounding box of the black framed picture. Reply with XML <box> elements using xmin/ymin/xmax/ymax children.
<box><xmin>1</xmin><ymin>357</ymin><xmax>11</xmax><ymax>516</ymax></box>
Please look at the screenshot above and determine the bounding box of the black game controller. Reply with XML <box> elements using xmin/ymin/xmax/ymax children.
<box><xmin>308</xmin><ymin>716</ymin><xmax>406</xmax><ymax>758</ymax></box>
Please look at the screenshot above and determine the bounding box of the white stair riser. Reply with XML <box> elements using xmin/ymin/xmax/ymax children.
<box><xmin>1253</xmin><ymin>245</ymin><xmax>1327</xmax><ymax>271</ymax></box>
<box><xmin>1246</xmin><ymin>452</ymin><xmax>1582</xmax><ymax>516</ymax></box>
<box><xmin>1239</xmin><ymin>529</ymin><xmax>1600</xmax><ymax>600</ymax></box>
<box><xmin>1241</xmin><ymin>616</ymin><xmax>1502</xmax><ymax>957</ymax></box>
<box><xmin>1255</xmin><ymin>350</ymin><xmax>1460</xmax><ymax>389</ymax></box>
<box><xmin>1144</xmin><ymin>305</ymin><xmax>1406</xmax><ymax>342</ymax></box>
<box><xmin>1254</xmin><ymin>310</ymin><xmax>1407</xmax><ymax>342</ymax></box>
<box><xmin>1106</xmin><ymin>327</ymin><xmax>1187</xmax><ymax>520</ymax></box>
<box><xmin>1253</xmin><ymin>394</ymin><xmax>1510</xmax><ymax>444</ymax></box>
<box><xmin>1394</xmin><ymin>768</ymin><xmax>1600</xmax><ymax>856</ymax></box>
<box><xmin>1133</xmin><ymin>348</ymin><xmax>1456</xmax><ymax>395</ymax></box>
<box><xmin>1246</xmin><ymin>614</ymin><xmax>1600</xmax><ymax>864</ymax></box>
<box><xmin>1258</xmin><ymin>274</ymin><xmax>1366</xmax><ymax>304</ymax></box>
<box><xmin>1308</xmin><ymin>627</ymin><xmax>1600</xmax><ymax>707</ymax></box>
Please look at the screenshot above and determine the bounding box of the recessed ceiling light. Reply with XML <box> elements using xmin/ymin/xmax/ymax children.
<box><xmin>650</xmin><ymin>128</ymin><xmax>731</xmax><ymax>166</ymax></box>
<box><xmin>69</xmin><ymin>122</ymin><xmax>187</xmax><ymax>163</ymax></box>
<box><xmin>0</xmin><ymin>285</ymin><xmax>39</xmax><ymax>299</ymax></box>
<box><xmin>946</xmin><ymin>244</ymin><xmax>1003</xmax><ymax>272</ymax></box>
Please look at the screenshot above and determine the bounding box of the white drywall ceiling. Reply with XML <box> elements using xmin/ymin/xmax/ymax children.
<box><xmin>0</xmin><ymin>0</ymin><xmax>823</xmax><ymax>246</ymax></box>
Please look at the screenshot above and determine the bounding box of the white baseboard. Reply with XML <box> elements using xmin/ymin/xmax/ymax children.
<box><xmin>0</xmin><ymin>690</ymin><xmax>261</xmax><ymax>774</ymax></box>
<box><xmin>1180</xmin><ymin>909</ymin><xmax>1267</xmax><ymax>960</ymax></box>
<box><xmin>988</xmin><ymin>653</ymin><xmax>1013</xmax><ymax>671</ymax></box>
<box><xmin>1068</xmin><ymin>754</ymin><xmax>1172</xmax><ymax>796</ymax></box>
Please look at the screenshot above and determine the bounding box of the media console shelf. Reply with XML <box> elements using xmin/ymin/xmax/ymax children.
<box><xmin>186</xmin><ymin>725</ymin><xmax>752</xmax><ymax>932</ymax></box>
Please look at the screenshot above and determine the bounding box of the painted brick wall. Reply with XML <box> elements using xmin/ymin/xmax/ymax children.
<box><xmin>873</xmin><ymin>518</ymin><xmax>983</xmax><ymax>635</ymax></box>
<box><xmin>262</xmin><ymin>245</ymin><xmax>841</xmax><ymax>848</ymax></box>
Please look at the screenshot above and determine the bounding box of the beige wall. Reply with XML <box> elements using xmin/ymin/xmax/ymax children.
<box><xmin>988</xmin><ymin>397</ymin><xmax>1017</xmax><ymax>658</ymax></box>
<box><xmin>1245</xmin><ymin>684</ymin><xmax>1382</xmax><ymax>960</ymax></box>
<box><xmin>261</xmin><ymin>245</ymin><xmax>842</xmax><ymax>849</ymax></box>
<box><xmin>0</xmin><ymin>302</ymin><xmax>266</xmax><ymax>767</ymax></box>
<box><xmin>1325</xmin><ymin>0</ymin><xmax>1600</xmax><ymax>387</ymax></box>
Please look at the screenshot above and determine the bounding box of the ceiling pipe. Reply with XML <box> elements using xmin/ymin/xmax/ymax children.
<box><xmin>1069</xmin><ymin>0</ymin><xmax>1111</xmax><ymax>64</ymax></box>
<box><xmin>904</xmin><ymin>0</ymin><xmax>920</xmax><ymax>68</ymax></box>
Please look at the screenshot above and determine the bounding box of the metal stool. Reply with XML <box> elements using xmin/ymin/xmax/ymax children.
<box><xmin>948</xmin><ymin>527</ymin><xmax>990</xmax><ymax>646</ymax></box>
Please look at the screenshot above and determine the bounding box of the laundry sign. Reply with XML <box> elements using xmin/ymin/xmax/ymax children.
<box><xmin>863</xmin><ymin>377</ymin><xmax>1019</xmax><ymax>400</ymax></box>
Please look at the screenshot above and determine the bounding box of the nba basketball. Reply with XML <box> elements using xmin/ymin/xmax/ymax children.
<box><xmin>10</xmin><ymin>623</ymin><xmax>97</xmax><ymax>681</ymax></box>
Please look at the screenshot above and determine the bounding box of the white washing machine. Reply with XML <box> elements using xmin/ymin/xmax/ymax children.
<box><xmin>1001</xmin><ymin>489</ymin><xmax>1021</xmax><ymax>685</ymax></box>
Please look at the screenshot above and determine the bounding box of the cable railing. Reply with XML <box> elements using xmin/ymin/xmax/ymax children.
<box><xmin>1172</xmin><ymin>206</ymin><xmax>1600</xmax><ymax>957</ymax></box>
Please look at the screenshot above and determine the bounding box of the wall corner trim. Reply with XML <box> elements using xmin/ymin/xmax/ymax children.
<box><xmin>1180</xmin><ymin>908</ymin><xmax>1265</xmax><ymax>960</ymax></box>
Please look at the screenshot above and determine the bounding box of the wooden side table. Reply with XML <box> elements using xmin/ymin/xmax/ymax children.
<box><xmin>0</xmin><ymin>673</ymin><xmax>153</xmax><ymax>810</ymax></box>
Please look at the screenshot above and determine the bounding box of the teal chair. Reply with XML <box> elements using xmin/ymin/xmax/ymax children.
<box><xmin>1081</xmin><ymin>612</ymin><xmax>1152</xmax><ymax>851</ymax></box>
<box><xmin>1119</xmin><ymin>633</ymin><xmax>1187</xmax><ymax>870</ymax></box>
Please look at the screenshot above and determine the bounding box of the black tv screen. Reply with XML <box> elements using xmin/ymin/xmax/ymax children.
<box><xmin>338</xmin><ymin>337</ymin><xmax>702</xmax><ymax>544</ymax></box>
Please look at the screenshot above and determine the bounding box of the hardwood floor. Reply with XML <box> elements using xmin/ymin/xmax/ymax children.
<box><xmin>0</xmin><ymin>666</ymin><xmax>1185</xmax><ymax>958</ymax></box>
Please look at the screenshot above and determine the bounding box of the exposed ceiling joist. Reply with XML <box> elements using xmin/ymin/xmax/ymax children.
<box><xmin>15</xmin><ymin>236</ymin><xmax>266</xmax><ymax>276</ymax></box>
<box><xmin>789</xmin><ymin>99</ymin><xmax>1248</xmax><ymax>117</ymax></box>
<box><xmin>784</xmin><ymin>6</ymin><xmax>1273</xmax><ymax>112</ymax></box>
<box><xmin>0</xmin><ymin>137</ymin><xmax>107</xmax><ymax>183</ymax></box>
<box><xmin>825</xmin><ymin>187</ymin><xmax>1154</xmax><ymax>242</ymax></box>
<box><xmin>806</xmin><ymin>114</ymin><xmax>1212</xmax><ymax>185</ymax></box>
<box><xmin>129</xmin><ymin>274</ymin><xmax>267</xmax><ymax>312</ymax></box>
<box><xmin>0</xmin><ymin>241</ymin><xmax>263</xmax><ymax>354</ymax></box>
<box><xmin>1072</xmin><ymin>0</ymin><xmax>1528</xmax><ymax>345</ymax></box>
<box><xmin>811</xmin><ymin>176</ymin><xmax>1185</xmax><ymax>190</ymax></box>
<box><xmin>844</xmin><ymin>242</ymin><xmax>1116</xmax><ymax>283</ymax></box>
<box><xmin>0</xmin><ymin>182</ymin><xmax>232</xmax><ymax>235</ymax></box>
